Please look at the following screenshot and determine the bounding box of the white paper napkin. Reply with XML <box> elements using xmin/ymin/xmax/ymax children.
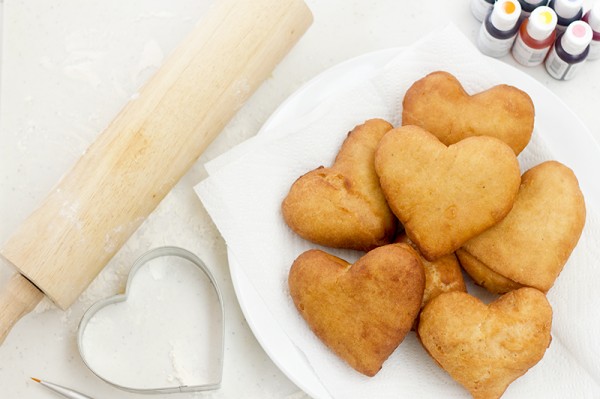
<box><xmin>195</xmin><ymin>24</ymin><xmax>600</xmax><ymax>398</ymax></box>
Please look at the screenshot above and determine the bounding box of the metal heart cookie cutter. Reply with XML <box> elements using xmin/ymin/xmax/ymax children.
<box><xmin>77</xmin><ymin>246</ymin><xmax>224</xmax><ymax>393</ymax></box>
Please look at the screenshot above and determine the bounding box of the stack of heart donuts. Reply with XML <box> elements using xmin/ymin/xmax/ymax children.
<box><xmin>282</xmin><ymin>71</ymin><xmax>586</xmax><ymax>399</ymax></box>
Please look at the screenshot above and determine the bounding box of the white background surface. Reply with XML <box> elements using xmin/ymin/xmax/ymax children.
<box><xmin>0</xmin><ymin>0</ymin><xmax>598</xmax><ymax>398</ymax></box>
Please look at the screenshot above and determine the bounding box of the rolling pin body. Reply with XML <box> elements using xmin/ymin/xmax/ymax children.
<box><xmin>0</xmin><ymin>0</ymin><xmax>312</xmax><ymax>342</ymax></box>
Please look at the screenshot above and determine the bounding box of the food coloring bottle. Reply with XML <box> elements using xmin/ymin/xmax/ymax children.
<box><xmin>478</xmin><ymin>0</ymin><xmax>522</xmax><ymax>57</ymax></box>
<box><xmin>545</xmin><ymin>20</ymin><xmax>593</xmax><ymax>80</ymax></box>
<box><xmin>512</xmin><ymin>6</ymin><xmax>558</xmax><ymax>66</ymax></box>
<box><xmin>471</xmin><ymin>0</ymin><xmax>496</xmax><ymax>22</ymax></box>
<box><xmin>582</xmin><ymin>1</ymin><xmax>600</xmax><ymax>60</ymax></box>
<box><xmin>517</xmin><ymin>0</ymin><xmax>549</xmax><ymax>23</ymax></box>
<box><xmin>549</xmin><ymin>0</ymin><xmax>584</xmax><ymax>33</ymax></box>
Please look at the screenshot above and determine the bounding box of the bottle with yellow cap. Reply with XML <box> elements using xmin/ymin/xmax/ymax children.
<box><xmin>512</xmin><ymin>6</ymin><xmax>558</xmax><ymax>66</ymax></box>
<box><xmin>478</xmin><ymin>0</ymin><xmax>522</xmax><ymax>57</ymax></box>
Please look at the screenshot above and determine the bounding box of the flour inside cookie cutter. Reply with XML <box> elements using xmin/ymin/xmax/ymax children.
<box><xmin>77</xmin><ymin>247</ymin><xmax>224</xmax><ymax>393</ymax></box>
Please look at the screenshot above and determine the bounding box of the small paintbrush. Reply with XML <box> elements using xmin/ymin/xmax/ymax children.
<box><xmin>31</xmin><ymin>378</ymin><xmax>94</xmax><ymax>399</ymax></box>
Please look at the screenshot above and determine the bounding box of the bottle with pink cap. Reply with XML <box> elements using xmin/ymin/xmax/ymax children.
<box><xmin>512</xmin><ymin>6</ymin><xmax>558</xmax><ymax>66</ymax></box>
<box><xmin>582</xmin><ymin>1</ymin><xmax>600</xmax><ymax>60</ymax></box>
<box><xmin>545</xmin><ymin>20</ymin><xmax>593</xmax><ymax>80</ymax></box>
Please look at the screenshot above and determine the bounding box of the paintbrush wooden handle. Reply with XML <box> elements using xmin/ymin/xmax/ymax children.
<box><xmin>0</xmin><ymin>271</ymin><xmax>44</xmax><ymax>344</ymax></box>
<box><xmin>0</xmin><ymin>0</ymin><xmax>312</xmax><ymax>344</ymax></box>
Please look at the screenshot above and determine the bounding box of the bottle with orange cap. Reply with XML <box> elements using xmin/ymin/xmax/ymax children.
<box><xmin>478</xmin><ymin>0</ymin><xmax>522</xmax><ymax>57</ymax></box>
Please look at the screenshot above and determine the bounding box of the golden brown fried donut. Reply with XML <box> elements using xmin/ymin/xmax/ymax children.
<box><xmin>375</xmin><ymin>125</ymin><xmax>520</xmax><ymax>261</ymax></box>
<box><xmin>282</xmin><ymin>118</ymin><xmax>396</xmax><ymax>251</ymax></box>
<box><xmin>458</xmin><ymin>161</ymin><xmax>586</xmax><ymax>293</ymax></box>
<box><xmin>418</xmin><ymin>288</ymin><xmax>552</xmax><ymax>399</ymax></box>
<box><xmin>402</xmin><ymin>71</ymin><xmax>534</xmax><ymax>155</ymax></box>
<box><xmin>289</xmin><ymin>243</ymin><xmax>425</xmax><ymax>376</ymax></box>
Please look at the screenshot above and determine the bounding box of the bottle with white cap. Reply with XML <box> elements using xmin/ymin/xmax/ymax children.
<box><xmin>478</xmin><ymin>0</ymin><xmax>522</xmax><ymax>57</ymax></box>
<box><xmin>582</xmin><ymin>1</ymin><xmax>600</xmax><ymax>60</ymax></box>
<box><xmin>545</xmin><ymin>20</ymin><xmax>593</xmax><ymax>80</ymax></box>
<box><xmin>471</xmin><ymin>0</ymin><xmax>496</xmax><ymax>22</ymax></box>
<box><xmin>512</xmin><ymin>6</ymin><xmax>558</xmax><ymax>66</ymax></box>
<box><xmin>549</xmin><ymin>0</ymin><xmax>584</xmax><ymax>33</ymax></box>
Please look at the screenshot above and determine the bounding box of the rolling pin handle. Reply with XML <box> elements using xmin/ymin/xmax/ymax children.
<box><xmin>0</xmin><ymin>272</ymin><xmax>44</xmax><ymax>344</ymax></box>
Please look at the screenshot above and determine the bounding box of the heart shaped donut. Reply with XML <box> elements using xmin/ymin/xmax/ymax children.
<box><xmin>375</xmin><ymin>125</ymin><xmax>521</xmax><ymax>261</ymax></box>
<box><xmin>418</xmin><ymin>288</ymin><xmax>552</xmax><ymax>399</ymax></box>
<box><xmin>282</xmin><ymin>118</ymin><xmax>397</xmax><ymax>251</ymax></box>
<box><xmin>402</xmin><ymin>71</ymin><xmax>534</xmax><ymax>155</ymax></box>
<box><xmin>457</xmin><ymin>161</ymin><xmax>586</xmax><ymax>294</ymax></box>
<box><xmin>288</xmin><ymin>243</ymin><xmax>425</xmax><ymax>376</ymax></box>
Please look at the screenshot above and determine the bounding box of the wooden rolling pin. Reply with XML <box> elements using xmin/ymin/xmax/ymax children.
<box><xmin>0</xmin><ymin>0</ymin><xmax>312</xmax><ymax>344</ymax></box>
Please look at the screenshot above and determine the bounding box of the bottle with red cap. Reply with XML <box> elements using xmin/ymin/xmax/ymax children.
<box><xmin>582</xmin><ymin>1</ymin><xmax>600</xmax><ymax>60</ymax></box>
<box><xmin>545</xmin><ymin>20</ymin><xmax>593</xmax><ymax>80</ymax></box>
<box><xmin>512</xmin><ymin>6</ymin><xmax>558</xmax><ymax>66</ymax></box>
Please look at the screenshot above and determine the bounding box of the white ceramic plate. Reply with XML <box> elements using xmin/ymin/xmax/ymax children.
<box><xmin>228</xmin><ymin>48</ymin><xmax>600</xmax><ymax>399</ymax></box>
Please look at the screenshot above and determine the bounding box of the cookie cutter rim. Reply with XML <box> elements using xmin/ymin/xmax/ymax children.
<box><xmin>77</xmin><ymin>246</ymin><xmax>225</xmax><ymax>394</ymax></box>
